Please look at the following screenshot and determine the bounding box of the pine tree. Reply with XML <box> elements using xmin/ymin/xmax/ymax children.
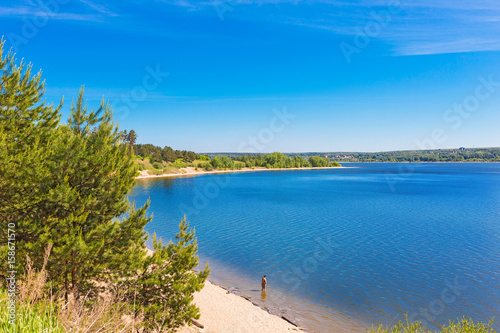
<box><xmin>41</xmin><ymin>87</ymin><xmax>151</xmax><ymax>299</ymax></box>
<box><xmin>1</xmin><ymin>42</ymin><xmax>210</xmax><ymax>330</ymax></box>
<box><xmin>126</xmin><ymin>129</ymin><xmax>137</xmax><ymax>155</ymax></box>
<box><xmin>129</xmin><ymin>216</ymin><xmax>209</xmax><ymax>332</ymax></box>
<box><xmin>0</xmin><ymin>39</ymin><xmax>62</xmax><ymax>272</ymax></box>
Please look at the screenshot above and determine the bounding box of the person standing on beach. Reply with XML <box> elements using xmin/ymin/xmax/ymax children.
<box><xmin>261</xmin><ymin>275</ymin><xmax>267</xmax><ymax>291</ymax></box>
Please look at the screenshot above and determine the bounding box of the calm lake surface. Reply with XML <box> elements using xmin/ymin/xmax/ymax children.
<box><xmin>129</xmin><ymin>163</ymin><xmax>500</xmax><ymax>332</ymax></box>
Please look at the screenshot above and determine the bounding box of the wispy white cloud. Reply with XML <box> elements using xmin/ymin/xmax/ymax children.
<box><xmin>78</xmin><ymin>0</ymin><xmax>118</xmax><ymax>16</ymax></box>
<box><xmin>159</xmin><ymin>0</ymin><xmax>500</xmax><ymax>10</ymax></box>
<box><xmin>44</xmin><ymin>87</ymin><xmax>192</xmax><ymax>102</ymax></box>
<box><xmin>397</xmin><ymin>38</ymin><xmax>500</xmax><ymax>56</ymax></box>
<box><xmin>159</xmin><ymin>0</ymin><xmax>500</xmax><ymax>56</ymax></box>
<box><xmin>0</xmin><ymin>0</ymin><xmax>118</xmax><ymax>21</ymax></box>
<box><xmin>0</xmin><ymin>5</ymin><xmax>102</xmax><ymax>21</ymax></box>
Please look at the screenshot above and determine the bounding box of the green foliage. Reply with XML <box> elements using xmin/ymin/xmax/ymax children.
<box><xmin>17</xmin><ymin>86</ymin><xmax>151</xmax><ymax>301</ymax></box>
<box><xmin>137</xmin><ymin>150</ymin><xmax>342</xmax><ymax>172</ymax></box>
<box><xmin>0</xmin><ymin>45</ymin><xmax>209</xmax><ymax>331</ymax></box>
<box><xmin>205</xmin><ymin>148</ymin><xmax>500</xmax><ymax>163</ymax></box>
<box><xmin>440</xmin><ymin>318</ymin><xmax>496</xmax><ymax>333</ymax></box>
<box><xmin>368</xmin><ymin>316</ymin><xmax>495</xmax><ymax>333</ymax></box>
<box><xmin>234</xmin><ymin>153</ymin><xmax>331</xmax><ymax>169</ymax></box>
<box><xmin>0</xmin><ymin>289</ymin><xmax>65</xmax><ymax>333</ymax></box>
<box><xmin>120</xmin><ymin>129</ymin><xmax>137</xmax><ymax>155</ymax></box>
<box><xmin>368</xmin><ymin>315</ymin><xmax>425</xmax><ymax>333</ymax></box>
<box><xmin>151</xmin><ymin>151</ymin><xmax>163</xmax><ymax>164</ymax></box>
<box><xmin>308</xmin><ymin>156</ymin><xmax>329</xmax><ymax>167</ymax></box>
<box><xmin>293</xmin><ymin>148</ymin><xmax>500</xmax><ymax>163</ymax></box>
<box><xmin>0</xmin><ymin>39</ymin><xmax>62</xmax><ymax>272</ymax></box>
<box><xmin>198</xmin><ymin>154</ymin><xmax>210</xmax><ymax>161</ymax></box>
<box><xmin>153</xmin><ymin>161</ymin><xmax>163</xmax><ymax>169</ymax></box>
<box><xmin>210</xmin><ymin>155</ymin><xmax>236</xmax><ymax>169</ymax></box>
<box><xmin>128</xmin><ymin>217</ymin><xmax>209</xmax><ymax>332</ymax></box>
<box><xmin>133</xmin><ymin>143</ymin><xmax>199</xmax><ymax>163</ymax></box>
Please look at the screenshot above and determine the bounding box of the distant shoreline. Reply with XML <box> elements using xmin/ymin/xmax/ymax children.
<box><xmin>136</xmin><ymin>166</ymin><xmax>349</xmax><ymax>180</ymax></box>
<box><xmin>337</xmin><ymin>161</ymin><xmax>499</xmax><ymax>163</ymax></box>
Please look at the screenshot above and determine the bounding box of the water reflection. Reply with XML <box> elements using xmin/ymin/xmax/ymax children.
<box><xmin>134</xmin><ymin>177</ymin><xmax>174</xmax><ymax>190</ymax></box>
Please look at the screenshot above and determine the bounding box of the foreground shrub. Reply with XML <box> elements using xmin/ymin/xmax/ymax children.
<box><xmin>125</xmin><ymin>217</ymin><xmax>209</xmax><ymax>332</ymax></box>
<box><xmin>368</xmin><ymin>315</ymin><xmax>496</xmax><ymax>333</ymax></box>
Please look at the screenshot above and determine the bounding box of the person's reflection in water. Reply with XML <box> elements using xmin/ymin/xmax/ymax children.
<box><xmin>261</xmin><ymin>289</ymin><xmax>267</xmax><ymax>308</ymax></box>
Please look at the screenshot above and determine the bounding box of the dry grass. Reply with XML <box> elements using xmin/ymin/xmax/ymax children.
<box><xmin>1</xmin><ymin>245</ymin><xmax>141</xmax><ymax>333</ymax></box>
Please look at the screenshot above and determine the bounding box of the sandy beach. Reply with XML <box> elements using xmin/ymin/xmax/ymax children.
<box><xmin>137</xmin><ymin>166</ymin><xmax>347</xmax><ymax>180</ymax></box>
<box><xmin>176</xmin><ymin>281</ymin><xmax>301</xmax><ymax>333</ymax></box>
<box><xmin>141</xmin><ymin>249</ymin><xmax>300</xmax><ymax>332</ymax></box>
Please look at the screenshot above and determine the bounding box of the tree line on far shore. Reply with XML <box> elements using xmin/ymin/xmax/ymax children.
<box><xmin>204</xmin><ymin>147</ymin><xmax>500</xmax><ymax>163</ymax></box>
<box><xmin>133</xmin><ymin>143</ymin><xmax>201</xmax><ymax>163</ymax></box>
<box><xmin>292</xmin><ymin>148</ymin><xmax>500</xmax><ymax>163</ymax></box>
<box><xmin>128</xmin><ymin>139</ymin><xmax>341</xmax><ymax>171</ymax></box>
<box><xmin>207</xmin><ymin>153</ymin><xmax>340</xmax><ymax>170</ymax></box>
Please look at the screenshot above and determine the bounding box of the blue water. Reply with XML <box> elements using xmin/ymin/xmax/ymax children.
<box><xmin>129</xmin><ymin>163</ymin><xmax>500</xmax><ymax>332</ymax></box>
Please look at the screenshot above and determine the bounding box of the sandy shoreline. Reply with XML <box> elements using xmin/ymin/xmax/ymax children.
<box><xmin>139</xmin><ymin>166</ymin><xmax>345</xmax><ymax>332</ymax></box>
<box><xmin>144</xmin><ymin>248</ymin><xmax>302</xmax><ymax>332</ymax></box>
<box><xmin>176</xmin><ymin>280</ymin><xmax>301</xmax><ymax>333</ymax></box>
<box><xmin>137</xmin><ymin>166</ymin><xmax>347</xmax><ymax>180</ymax></box>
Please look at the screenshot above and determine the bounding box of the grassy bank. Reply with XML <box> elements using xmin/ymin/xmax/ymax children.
<box><xmin>135</xmin><ymin>157</ymin><xmax>215</xmax><ymax>176</ymax></box>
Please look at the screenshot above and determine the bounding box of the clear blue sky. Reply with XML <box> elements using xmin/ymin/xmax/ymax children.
<box><xmin>2</xmin><ymin>0</ymin><xmax>500</xmax><ymax>153</ymax></box>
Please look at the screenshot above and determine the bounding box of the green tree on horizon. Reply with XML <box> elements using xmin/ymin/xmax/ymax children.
<box><xmin>126</xmin><ymin>129</ymin><xmax>137</xmax><ymax>155</ymax></box>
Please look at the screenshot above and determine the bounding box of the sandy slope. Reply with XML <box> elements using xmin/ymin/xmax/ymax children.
<box><xmin>177</xmin><ymin>281</ymin><xmax>301</xmax><ymax>333</ymax></box>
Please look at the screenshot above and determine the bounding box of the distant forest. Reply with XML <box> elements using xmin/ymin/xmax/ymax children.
<box><xmin>132</xmin><ymin>142</ymin><xmax>338</xmax><ymax>170</ymax></box>
<box><xmin>134</xmin><ymin>143</ymin><xmax>200</xmax><ymax>163</ymax></box>
<box><xmin>204</xmin><ymin>147</ymin><xmax>500</xmax><ymax>163</ymax></box>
